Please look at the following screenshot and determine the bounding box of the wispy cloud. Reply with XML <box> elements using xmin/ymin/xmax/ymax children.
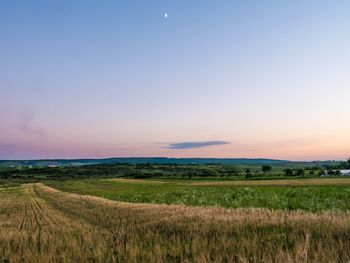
<box><xmin>165</xmin><ymin>141</ymin><xmax>230</xmax><ymax>149</ymax></box>
<box><xmin>17</xmin><ymin>110</ymin><xmax>47</xmax><ymax>140</ymax></box>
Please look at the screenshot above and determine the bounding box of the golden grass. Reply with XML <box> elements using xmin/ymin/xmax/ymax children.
<box><xmin>189</xmin><ymin>178</ymin><xmax>350</xmax><ymax>186</ymax></box>
<box><xmin>106</xmin><ymin>178</ymin><xmax>166</xmax><ymax>184</ymax></box>
<box><xmin>0</xmin><ymin>183</ymin><xmax>350</xmax><ymax>262</ymax></box>
<box><xmin>107</xmin><ymin>177</ymin><xmax>350</xmax><ymax>187</ymax></box>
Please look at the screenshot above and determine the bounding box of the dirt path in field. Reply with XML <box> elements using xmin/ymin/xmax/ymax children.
<box><xmin>0</xmin><ymin>183</ymin><xmax>350</xmax><ymax>263</ymax></box>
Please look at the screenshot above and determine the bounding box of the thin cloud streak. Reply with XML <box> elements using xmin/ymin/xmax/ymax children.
<box><xmin>166</xmin><ymin>141</ymin><xmax>230</xmax><ymax>150</ymax></box>
<box><xmin>17</xmin><ymin>110</ymin><xmax>47</xmax><ymax>140</ymax></box>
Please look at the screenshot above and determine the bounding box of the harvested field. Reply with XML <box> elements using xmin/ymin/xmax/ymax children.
<box><xmin>0</xmin><ymin>183</ymin><xmax>350</xmax><ymax>262</ymax></box>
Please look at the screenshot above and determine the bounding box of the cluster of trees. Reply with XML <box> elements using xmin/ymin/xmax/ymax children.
<box><xmin>0</xmin><ymin>164</ymin><xmax>141</xmax><ymax>181</ymax></box>
<box><xmin>283</xmin><ymin>167</ymin><xmax>326</xmax><ymax>177</ymax></box>
<box><xmin>326</xmin><ymin>169</ymin><xmax>342</xmax><ymax>176</ymax></box>
<box><xmin>3</xmin><ymin>160</ymin><xmax>346</xmax><ymax>182</ymax></box>
<box><xmin>321</xmin><ymin>158</ymin><xmax>350</xmax><ymax>176</ymax></box>
<box><xmin>218</xmin><ymin>165</ymin><xmax>242</xmax><ymax>176</ymax></box>
<box><xmin>0</xmin><ymin>163</ymin><xmax>243</xmax><ymax>181</ymax></box>
<box><xmin>329</xmin><ymin>158</ymin><xmax>350</xmax><ymax>170</ymax></box>
<box><xmin>262</xmin><ymin>165</ymin><xmax>272</xmax><ymax>173</ymax></box>
<box><xmin>283</xmin><ymin>168</ymin><xmax>306</xmax><ymax>177</ymax></box>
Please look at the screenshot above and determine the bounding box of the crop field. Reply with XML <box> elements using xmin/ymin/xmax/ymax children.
<box><xmin>0</xmin><ymin>183</ymin><xmax>350</xmax><ymax>262</ymax></box>
<box><xmin>47</xmin><ymin>178</ymin><xmax>350</xmax><ymax>212</ymax></box>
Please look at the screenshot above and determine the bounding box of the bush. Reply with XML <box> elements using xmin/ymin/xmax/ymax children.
<box><xmin>262</xmin><ymin>165</ymin><xmax>272</xmax><ymax>173</ymax></box>
<box><xmin>296</xmin><ymin>169</ymin><xmax>305</xmax><ymax>177</ymax></box>
<box><xmin>284</xmin><ymin>168</ymin><xmax>294</xmax><ymax>177</ymax></box>
<box><xmin>133</xmin><ymin>174</ymin><xmax>153</xmax><ymax>179</ymax></box>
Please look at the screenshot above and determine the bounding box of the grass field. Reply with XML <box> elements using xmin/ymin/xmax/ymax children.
<box><xmin>187</xmin><ymin>177</ymin><xmax>350</xmax><ymax>186</ymax></box>
<box><xmin>46</xmin><ymin>178</ymin><xmax>350</xmax><ymax>212</ymax></box>
<box><xmin>109</xmin><ymin>177</ymin><xmax>350</xmax><ymax>186</ymax></box>
<box><xmin>1</xmin><ymin>183</ymin><xmax>350</xmax><ymax>262</ymax></box>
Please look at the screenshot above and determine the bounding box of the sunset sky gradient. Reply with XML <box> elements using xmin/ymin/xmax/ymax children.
<box><xmin>1</xmin><ymin>1</ymin><xmax>350</xmax><ymax>160</ymax></box>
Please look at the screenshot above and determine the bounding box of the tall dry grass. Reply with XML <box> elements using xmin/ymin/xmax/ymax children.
<box><xmin>0</xmin><ymin>183</ymin><xmax>349</xmax><ymax>262</ymax></box>
<box><xmin>188</xmin><ymin>177</ymin><xmax>350</xmax><ymax>186</ymax></box>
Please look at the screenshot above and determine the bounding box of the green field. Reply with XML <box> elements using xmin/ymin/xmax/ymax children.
<box><xmin>46</xmin><ymin>178</ymin><xmax>350</xmax><ymax>212</ymax></box>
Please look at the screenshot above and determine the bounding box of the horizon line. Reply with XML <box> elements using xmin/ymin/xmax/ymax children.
<box><xmin>0</xmin><ymin>156</ymin><xmax>344</xmax><ymax>162</ymax></box>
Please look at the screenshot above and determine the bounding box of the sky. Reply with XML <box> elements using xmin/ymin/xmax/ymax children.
<box><xmin>1</xmin><ymin>0</ymin><xmax>350</xmax><ymax>161</ymax></box>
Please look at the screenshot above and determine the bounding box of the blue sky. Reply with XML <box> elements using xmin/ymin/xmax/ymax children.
<box><xmin>1</xmin><ymin>1</ymin><xmax>350</xmax><ymax>160</ymax></box>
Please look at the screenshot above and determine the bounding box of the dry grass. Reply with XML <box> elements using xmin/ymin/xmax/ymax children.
<box><xmin>106</xmin><ymin>178</ymin><xmax>166</xmax><ymax>184</ymax></box>
<box><xmin>0</xmin><ymin>183</ymin><xmax>350</xmax><ymax>262</ymax></box>
<box><xmin>107</xmin><ymin>177</ymin><xmax>350</xmax><ymax>187</ymax></box>
<box><xmin>189</xmin><ymin>178</ymin><xmax>350</xmax><ymax>186</ymax></box>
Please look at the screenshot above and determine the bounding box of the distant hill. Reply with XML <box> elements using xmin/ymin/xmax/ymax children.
<box><xmin>0</xmin><ymin>157</ymin><xmax>339</xmax><ymax>168</ymax></box>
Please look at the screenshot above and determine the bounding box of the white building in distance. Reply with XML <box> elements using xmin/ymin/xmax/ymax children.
<box><xmin>340</xmin><ymin>170</ymin><xmax>350</xmax><ymax>176</ymax></box>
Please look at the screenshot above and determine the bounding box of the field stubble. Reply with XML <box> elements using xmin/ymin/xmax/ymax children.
<box><xmin>0</xmin><ymin>183</ymin><xmax>350</xmax><ymax>262</ymax></box>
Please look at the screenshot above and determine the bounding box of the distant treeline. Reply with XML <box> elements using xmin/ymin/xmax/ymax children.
<box><xmin>327</xmin><ymin>158</ymin><xmax>350</xmax><ymax>169</ymax></box>
<box><xmin>320</xmin><ymin>158</ymin><xmax>350</xmax><ymax>175</ymax></box>
<box><xmin>0</xmin><ymin>162</ymin><xmax>332</xmax><ymax>184</ymax></box>
<box><xmin>0</xmin><ymin>157</ymin><xmax>341</xmax><ymax>168</ymax></box>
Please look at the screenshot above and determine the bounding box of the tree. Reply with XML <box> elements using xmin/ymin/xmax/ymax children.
<box><xmin>262</xmin><ymin>165</ymin><xmax>272</xmax><ymax>173</ymax></box>
<box><xmin>295</xmin><ymin>169</ymin><xmax>305</xmax><ymax>177</ymax></box>
<box><xmin>219</xmin><ymin>165</ymin><xmax>241</xmax><ymax>176</ymax></box>
<box><xmin>284</xmin><ymin>168</ymin><xmax>294</xmax><ymax>177</ymax></box>
<box><xmin>327</xmin><ymin>169</ymin><xmax>334</xmax><ymax>175</ymax></box>
<box><xmin>318</xmin><ymin>169</ymin><xmax>326</xmax><ymax>176</ymax></box>
<box><xmin>0</xmin><ymin>171</ymin><xmax>11</xmax><ymax>179</ymax></box>
<box><xmin>230</xmin><ymin>166</ymin><xmax>241</xmax><ymax>176</ymax></box>
<box><xmin>339</xmin><ymin>162</ymin><xmax>348</xmax><ymax>169</ymax></box>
